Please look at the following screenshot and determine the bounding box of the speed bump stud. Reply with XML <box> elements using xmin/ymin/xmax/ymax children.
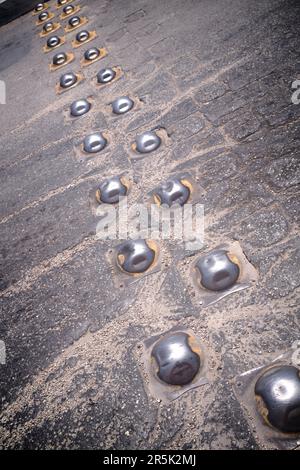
<box><xmin>72</xmin><ymin>30</ymin><xmax>97</xmax><ymax>48</ymax></box>
<box><xmin>116</xmin><ymin>239</ymin><xmax>155</xmax><ymax>274</ymax></box>
<box><xmin>135</xmin><ymin>130</ymin><xmax>161</xmax><ymax>154</ymax></box>
<box><xmin>47</xmin><ymin>35</ymin><xmax>61</xmax><ymax>48</ymax></box>
<box><xmin>59</xmin><ymin>72</ymin><xmax>78</xmax><ymax>89</ymax></box>
<box><xmin>36</xmin><ymin>10</ymin><xmax>53</xmax><ymax>23</ymax></box>
<box><xmin>112</xmin><ymin>96</ymin><xmax>134</xmax><ymax>115</ymax></box>
<box><xmin>69</xmin><ymin>16</ymin><xmax>80</xmax><ymax>27</ymax></box>
<box><xmin>65</xmin><ymin>16</ymin><xmax>88</xmax><ymax>33</ymax></box>
<box><xmin>255</xmin><ymin>365</ymin><xmax>300</xmax><ymax>433</ymax></box>
<box><xmin>43</xmin><ymin>21</ymin><xmax>54</xmax><ymax>32</ymax></box>
<box><xmin>70</xmin><ymin>98</ymin><xmax>91</xmax><ymax>117</ymax></box>
<box><xmin>76</xmin><ymin>29</ymin><xmax>89</xmax><ymax>42</ymax></box>
<box><xmin>84</xmin><ymin>47</ymin><xmax>100</xmax><ymax>61</ymax></box>
<box><xmin>50</xmin><ymin>51</ymin><xmax>74</xmax><ymax>71</ymax></box>
<box><xmin>152</xmin><ymin>332</ymin><xmax>201</xmax><ymax>386</ymax></box>
<box><xmin>83</xmin><ymin>132</ymin><xmax>107</xmax><ymax>154</ymax></box>
<box><xmin>96</xmin><ymin>176</ymin><xmax>128</xmax><ymax>204</ymax></box>
<box><xmin>81</xmin><ymin>47</ymin><xmax>107</xmax><ymax>66</ymax></box>
<box><xmin>35</xmin><ymin>3</ymin><xmax>44</xmax><ymax>11</ymax></box>
<box><xmin>195</xmin><ymin>249</ymin><xmax>240</xmax><ymax>292</ymax></box>
<box><xmin>154</xmin><ymin>178</ymin><xmax>190</xmax><ymax>207</ymax></box>
<box><xmin>65</xmin><ymin>15</ymin><xmax>88</xmax><ymax>32</ymax></box>
<box><xmin>97</xmin><ymin>67</ymin><xmax>116</xmax><ymax>84</ymax></box>
<box><xmin>39</xmin><ymin>11</ymin><xmax>49</xmax><ymax>21</ymax></box>
<box><xmin>53</xmin><ymin>51</ymin><xmax>67</xmax><ymax>66</ymax></box>
<box><xmin>63</xmin><ymin>4</ymin><xmax>74</xmax><ymax>15</ymax></box>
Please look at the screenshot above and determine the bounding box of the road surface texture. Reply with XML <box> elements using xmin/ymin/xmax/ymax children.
<box><xmin>0</xmin><ymin>0</ymin><xmax>299</xmax><ymax>450</ymax></box>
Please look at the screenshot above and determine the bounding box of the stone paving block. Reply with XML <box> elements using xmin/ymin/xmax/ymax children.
<box><xmin>198</xmin><ymin>92</ymin><xmax>247</xmax><ymax>125</ymax></box>
<box><xmin>194</xmin><ymin>81</ymin><xmax>229</xmax><ymax>103</ymax></box>
<box><xmin>0</xmin><ymin>243</ymin><xmax>140</xmax><ymax>405</ymax></box>
<box><xmin>236</xmin><ymin>208</ymin><xmax>290</xmax><ymax>248</ymax></box>
<box><xmin>135</xmin><ymin>70</ymin><xmax>177</xmax><ymax>106</ymax></box>
<box><xmin>222</xmin><ymin>109</ymin><xmax>262</xmax><ymax>141</ymax></box>
<box><xmin>159</xmin><ymin>98</ymin><xmax>198</xmax><ymax>128</ymax></box>
<box><xmin>0</xmin><ymin>180</ymin><xmax>97</xmax><ymax>290</ymax></box>
<box><xmin>265</xmin><ymin>155</ymin><xmax>300</xmax><ymax>191</ymax></box>
<box><xmin>170</xmin><ymin>112</ymin><xmax>206</xmax><ymax>142</ymax></box>
<box><xmin>281</xmin><ymin>193</ymin><xmax>300</xmax><ymax>224</ymax></box>
<box><xmin>0</xmin><ymin>140</ymin><xmax>84</xmax><ymax>218</ymax></box>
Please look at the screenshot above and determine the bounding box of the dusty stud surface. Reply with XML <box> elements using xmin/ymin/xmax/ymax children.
<box><xmin>152</xmin><ymin>332</ymin><xmax>201</xmax><ymax>386</ymax></box>
<box><xmin>68</xmin><ymin>16</ymin><xmax>80</xmax><ymax>28</ymax></box>
<box><xmin>75</xmin><ymin>29</ymin><xmax>90</xmax><ymax>42</ymax></box>
<box><xmin>59</xmin><ymin>72</ymin><xmax>77</xmax><ymax>89</ymax></box>
<box><xmin>195</xmin><ymin>249</ymin><xmax>240</xmax><ymax>292</ymax></box>
<box><xmin>43</xmin><ymin>21</ymin><xmax>54</xmax><ymax>33</ymax></box>
<box><xmin>83</xmin><ymin>132</ymin><xmax>107</xmax><ymax>154</ymax></box>
<box><xmin>97</xmin><ymin>67</ymin><xmax>116</xmax><ymax>84</ymax></box>
<box><xmin>52</xmin><ymin>51</ymin><xmax>67</xmax><ymax>66</ymax></box>
<box><xmin>112</xmin><ymin>96</ymin><xmax>134</xmax><ymax>115</ymax></box>
<box><xmin>47</xmin><ymin>35</ymin><xmax>60</xmax><ymax>48</ymax></box>
<box><xmin>154</xmin><ymin>178</ymin><xmax>190</xmax><ymax>207</ymax></box>
<box><xmin>255</xmin><ymin>365</ymin><xmax>300</xmax><ymax>433</ymax></box>
<box><xmin>135</xmin><ymin>130</ymin><xmax>161</xmax><ymax>153</ymax></box>
<box><xmin>116</xmin><ymin>239</ymin><xmax>155</xmax><ymax>274</ymax></box>
<box><xmin>84</xmin><ymin>47</ymin><xmax>100</xmax><ymax>61</ymax></box>
<box><xmin>96</xmin><ymin>176</ymin><xmax>127</xmax><ymax>204</ymax></box>
<box><xmin>70</xmin><ymin>98</ymin><xmax>91</xmax><ymax>117</ymax></box>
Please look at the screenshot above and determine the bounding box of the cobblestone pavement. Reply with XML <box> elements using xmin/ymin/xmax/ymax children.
<box><xmin>0</xmin><ymin>0</ymin><xmax>299</xmax><ymax>450</ymax></box>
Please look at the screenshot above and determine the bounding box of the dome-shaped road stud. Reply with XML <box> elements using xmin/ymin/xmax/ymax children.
<box><xmin>152</xmin><ymin>332</ymin><xmax>201</xmax><ymax>386</ymax></box>
<box><xmin>135</xmin><ymin>131</ymin><xmax>161</xmax><ymax>154</ymax></box>
<box><xmin>70</xmin><ymin>98</ymin><xmax>91</xmax><ymax>117</ymax></box>
<box><xmin>116</xmin><ymin>239</ymin><xmax>155</xmax><ymax>274</ymax></box>
<box><xmin>195</xmin><ymin>249</ymin><xmax>240</xmax><ymax>292</ymax></box>
<box><xmin>255</xmin><ymin>365</ymin><xmax>300</xmax><ymax>433</ymax></box>
<box><xmin>154</xmin><ymin>178</ymin><xmax>190</xmax><ymax>207</ymax></box>
<box><xmin>35</xmin><ymin>3</ymin><xmax>45</xmax><ymax>12</ymax></box>
<box><xmin>112</xmin><ymin>96</ymin><xmax>134</xmax><ymax>115</ymax></box>
<box><xmin>83</xmin><ymin>132</ymin><xmax>107</xmax><ymax>154</ymax></box>
<box><xmin>97</xmin><ymin>68</ymin><xmax>116</xmax><ymax>84</ymax></box>
<box><xmin>59</xmin><ymin>72</ymin><xmax>77</xmax><ymax>89</ymax></box>
<box><xmin>96</xmin><ymin>176</ymin><xmax>128</xmax><ymax>204</ymax></box>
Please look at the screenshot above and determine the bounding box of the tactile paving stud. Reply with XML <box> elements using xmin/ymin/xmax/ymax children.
<box><xmin>47</xmin><ymin>35</ymin><xmax>61</xmax><ymax>48</ymax></box>
<box><xmin>154</xmin><ymin>178</ymin><xmax>190</xmax><ymax>207</ymax></box>
<box><xmin>152</xmin><ymin>332</ymin><xmax>201</xmax><ymax>386</ymax></box>
<box><xmin>255</xmin><ymin>365</ymin><xmax>300</xmax><ymax>433</ymax></box>
<box><xmin>135</xmin><ymin>130</ymin><xmax>161</xmax><ymax>154</ymax></box>
<box><xmin>97</xmin><ymin>67</ymin><xmax>116</xmax><ymax>84</ymax></box>
<box><xmin>112</xmin><ymin>96</ymin><xmax>134</xmax><ymax>115</ymax></box>
<box><xmin>83</xmin><ymin>132</ymin><xmax>107</xmax><ymax>154</ymax></box>
<box><xmin>116</xmin><ymin>239</ymin><xmax>155</xmax><ymax>274</ymax></box>
<box><xmin>96</xmin><ymin>176</ymin><xmax>127</xmax><ymax>204</ymax></box>
<box><xmin>70</xmin><ymin>98</ymin><xmax>91</xmax><ymax>117</ymax></box>
<box><xmin>53</xmin><ymin>51</ymin><xmax>67</xmax><ymax>66</ymax></box>
<box><xmin>68</xmin><ymin>16</ymin><xmax>81</xmax><ymax>27</ymax></box>
<box><xmin>57</xmin><ymin>0</ymin><xmax>68</xmax><ymax>5</ymax></box>
<box><xmin>76</xmin><ymin>29</ymin><xmax>90</xmax><ymax>42</ymax></box>
<box><xmin>60</xmin><ymin>72</ymin><xmax>77</xmax><ymax>89</ymax></box>
<box><xmin>39</xmin><ymin>11</ymin><xmax>49</xmax><ymax>21</ymax></box>
<box><xmin>84</xmin><ymin>47</ymin><xmax>100</xmax><ymax>61</ymax></box>
<box><xmin>195</xmin><ymin>249</ymin><xmax>240</xmax><ymax>291</ymax></box>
